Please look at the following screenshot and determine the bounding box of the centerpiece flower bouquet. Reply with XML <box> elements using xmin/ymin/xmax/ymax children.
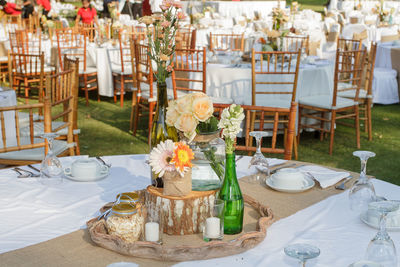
<box><xmin>272</xmin><ymin>8</ymin><xmax>289</xmax><ymax>31</ymax></box>
<box><xmin>149</xmin><ymin>140</ymin><xmax>194</xmax><ymax>196</ymax></box>
<box><xmin>166</xmin><ymin>93</ymin><xmax>225</xmax><ymax>188</ymax></box>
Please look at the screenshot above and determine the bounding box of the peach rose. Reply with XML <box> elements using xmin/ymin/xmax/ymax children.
<box><xmin>192</xmin><ymin>95</ymin><xmax>213</xmax><ymax>122</ymax></box>
<box><xmin>160</xmin><ymin>54</ymin><xmax>169</xmax><ymax>61</ymax></box>
<box><xmin>175</xmin><ymin>94</ymin><xmax>192</xmax><ymax>114</ymax></box>
<box><xmin>139</xmin><ymin>16</ymin><xmax>154</xmax><ymax>25</ymax></box>
<box><xmin>166</xmin><ymin>101</ymin><xmax>179</xmax><ymax>126</ymax></box>
<box><xmin>174</xmin><ymin>113</ymin><xmax>198</xmax><ymax>134</ymax></box>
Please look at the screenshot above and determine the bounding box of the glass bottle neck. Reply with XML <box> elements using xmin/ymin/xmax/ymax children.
<box><xmin>225</xmin><ymin>152</ymin><xmax>237</xmax><ymax>180</ymax></box>
<box><xmin>156</xmin><ymin>82</ymin><xmax>168</xmax><ymax>109</ymax></box>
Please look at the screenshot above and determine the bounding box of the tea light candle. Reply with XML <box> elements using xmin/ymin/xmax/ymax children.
<box><xmin>206</xmin><ymin>217</ymin><xmax>220</xmax><ymax>238</ymax></box>
<box><xmin>145</xmin><ymin>222</ymin><xmax>159</xmax><ymax>242</ymax></box>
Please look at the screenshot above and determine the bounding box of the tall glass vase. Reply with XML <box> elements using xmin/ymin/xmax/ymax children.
<box><xmin>219</xmin><ymin>152</ymin><xmax>244</xmax><ymax>234</ymax></box>
<box><xmin>150</xmin><ymin>82</ymin><xmax>178</xmax><ymax>188</ymax></box>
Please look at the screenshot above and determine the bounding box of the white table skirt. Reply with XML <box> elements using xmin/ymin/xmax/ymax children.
<box><xmin>1</xmin><ymin>154</ymin><xmax>399</xmax><ymax>266</ymax></box>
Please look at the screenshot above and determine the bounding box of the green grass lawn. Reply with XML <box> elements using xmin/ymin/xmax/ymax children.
<box><xmin>286</xmin><ymin>0</ymin><xmax>328</xmax><ymax>13</ymax></box>
<box><xmin>77</xmin><ymin>94</ymin><xmax>400</xmax><ymax>185</ymax></box>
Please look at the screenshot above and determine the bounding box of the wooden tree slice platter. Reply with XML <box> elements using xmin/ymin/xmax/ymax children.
<box><xmin>146</xmin><ymin>186</ymin><xmax>218</xmax><ymax>235</ymax></box>
<box><xmin>87</xmin><ymin>191</ymin><xmax>274</xmax><ymax>262</ymax></box>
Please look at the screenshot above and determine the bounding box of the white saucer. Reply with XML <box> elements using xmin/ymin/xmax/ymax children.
<box><xmin>360</xmin><ymin>211</ymin><xmax>400</xmax><ymax>231</ymax></box>
<box><xmin>64</xmin><ymin>171</ymin><xmax>109</xmax><ymax>182</ymax></box>
<box><xmin>266</xmin><ymin>176</ymin><xmax>315</xmax><ymax>193</ymax></box>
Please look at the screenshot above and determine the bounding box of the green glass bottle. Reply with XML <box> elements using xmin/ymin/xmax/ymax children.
<box><xmin>150</xmin><ymin>82</ymin><xmax>178</xmax><ymax>188</ymax></box>
<box><xmin>219</xmin><ymin>152</ymin><xmax>244</xmax><ymax>234</ymax></box>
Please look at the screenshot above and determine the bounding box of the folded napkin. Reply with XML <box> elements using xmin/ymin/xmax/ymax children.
<box><xmin>297</xmin><ymin>165</ymin><xmax>350</xmax><ymax>188</ymax></box>
<box><xmin>236</xmin><ymin>156</ymin><xmax>287</xmax><ymax>178</ymax></box>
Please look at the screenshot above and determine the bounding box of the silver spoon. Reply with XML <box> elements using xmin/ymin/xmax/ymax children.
<box><xmin>96</xmin><ymin>156</ymin><xmax>111</xmax><ymax>168</ymax></box>
<box><xmin>13</xmin><ymin>168</ymin><xmax>31</xmax><ymax>178</ymax></box>
<box><xmin>14</xmin><ymin>167</ymin><xmax>40</xmax><ymax>177</ymax></box>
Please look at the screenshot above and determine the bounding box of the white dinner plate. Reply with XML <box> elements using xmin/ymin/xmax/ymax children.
<box><xmin>64</xmin><ymin>171</ymin><xmax>109</xmax><ymax>182</ymax></box>
<box><xmin>360</xmin><ymin>211</ymin><xmax>400</xmax><ymax>231</ymax></box>
<box><xmin>266</xmin><ymin>176</ymin><xmax>315</xmax><ymax>193</ymax></box>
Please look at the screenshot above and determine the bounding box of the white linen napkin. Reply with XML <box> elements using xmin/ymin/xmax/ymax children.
<box><xmin>297</xmin><ymin>165</ymin><xmax>350</xmax><ymax>188</ymax></box>
<box><xmin>236</xmin><ymin>156</ymin><xmax>287</xmax><ymax>178</ymax></box>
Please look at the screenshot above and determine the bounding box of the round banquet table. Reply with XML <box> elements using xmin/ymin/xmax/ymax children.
<box><xmin>1</xmin><ymin>154</ymin><xmax>399</xmax><ymax>267</ymax></box>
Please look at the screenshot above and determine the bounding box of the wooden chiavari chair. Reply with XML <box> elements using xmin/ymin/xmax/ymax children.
<box><xmin>337</xmin><ymin>38</ymin><xmax>362</xmax><ymax>51</ymax></box>
<box><xmin>8</xmin><ymin>52</ymin><xmax>46</xmax><ymax>102</ymax></box>
<box><xmin>176</xmin><ymin>27</ymin><xmax>196</xmax><ymax>50</ymax></box>
<box><xmin>79</xmin><ymin>22</ymin><xmax>96</xmax><ymax>43</ymax></box>
<box><xmin>338</xmin><ymin>42</ymin><xmax>377</xmax><ymax>141</ymax></box>
<box><xmin>281</xmin><ymin>35</ymin><xmax>309</xmax><ymax>54</ymax></box>
<box><xmin>9</xmin><ymin>29</ymin><xmax>42</xmax><ymax>55</ymax></box>
<box><xmin>0</xmin><ymin>89</ymin><xmax>75</xmax><ymax>165</ymax></box>
<box><xmin>209</xmin><ymin>32</ymin><xmax>245</xmax><ymax>52</ymax></box>
<box><xmin>107</xmin><ymin>30</ymin><xmax>134</xmax><ymax>107</ymax></box>
<box><xmin>57</xmin><ymin>28</ymin><xmax>99</xmax><ymax>106</ymax></box>
<box><xmin>297</xmin><ymin>49</ymin><xmax>367</xmax><ymax>154</ymax></box>
<box><xmin>251</xmin><ymin>49</ymin><xmax>302</xmax><ymax>159</ymax></box>
<box><xmin>213</xmin><ymin>102</ymin><xmax>297</xmax><ymax>160</ymax></box>
<box><xmin>129</xmin><ymin>41</ymin><xmax>155</xmax><ymax>136</ymax></box>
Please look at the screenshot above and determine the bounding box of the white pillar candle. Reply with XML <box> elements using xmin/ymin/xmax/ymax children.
<box><xmin>206</xmin><ymin>217</ymin><xmax>220</xmax><ymax>238</ymax></box>
<box><xmin>145</xmin><ymin>222</ymin><xmax>159</xmax><ymax>242</ymax></box>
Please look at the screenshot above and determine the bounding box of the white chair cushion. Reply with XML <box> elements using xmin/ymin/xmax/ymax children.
<box><xmin>112</xmin><ymin>66</ymin><xmax>132</xmax><ymax>75</ymax></box>
<box><xmin>0</xmin><ymin>138</ymin><xmax>69</xmax><ymax>161</ymax></box>
<box><xmin>299</xmin><ymin>94</ymin><xmax>357</xmax><ymax>109</ymax></box>
<box><xmin>167</xmin><ymin>89</ymin><xmax>188</xmax><ymax>100</ymax></box>
<box><xmin>258</xmin><ymin>98</ymin><xmax>291</xmax><ymax>109</ymax></box>
<box><xmin>79</xmin><ymin>66</ymin><xmax>97</xmax><ymax>75</ymax></box>
<box><xmin>20</xmin><ymin>121</ymin><xmax>80</xmax><ymax>137</ymax></box>
<box><xmin>18</xmin><ymin>112</ymin><xmax>42</xmax><ymax>129</ymax></box>
<box><xmin>44</xmin><ymin>65</ymin><xmax>56</xmax><ymax>73</ymax></box>
<box><xmin>338</xmin><ymin>89</ymin><xmax>369</xmax><ymax>99</ymax></box>
<box><xmin>0</xmin><ymin>56</ymin><xmax>8</xmax><ymax>62</ymax></box>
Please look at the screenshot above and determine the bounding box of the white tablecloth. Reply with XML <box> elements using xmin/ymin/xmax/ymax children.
<box><xmin>1</xmin><ymin>154</ymin><xmax>399</xmax><ymax>266</ymax></box>
<box><xmin>375</xmin><ymin>41</ymin><xmax>400</xmax><ymax>69</ymax></box>
<box><xmin>0</xmin><ymin>89</ymin><xmax>17</xmax><ymax>141</ymax></box>
<box><xmin>205</xmin><ymin>62</ymin><xmax>334</xmax><ymax>106</ymax></box>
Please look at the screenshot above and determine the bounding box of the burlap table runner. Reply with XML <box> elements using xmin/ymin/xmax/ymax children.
<box><xmin>391</xmin><ymin>47</ymin><xmax>400</xmax><ymax>99</ymax></box>
<box><xmin>0</xmin><ymin>162</ymin><xmax>358</xmax><ymax>267</ymax></box>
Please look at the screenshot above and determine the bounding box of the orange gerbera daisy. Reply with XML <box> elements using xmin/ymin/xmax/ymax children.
<box><xmin>171</xmin><ymin>142</ymin><xmax>194</xmax><ymax>176</ymax></box>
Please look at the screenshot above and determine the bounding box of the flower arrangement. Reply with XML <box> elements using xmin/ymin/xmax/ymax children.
<box><xmin>166</xmin><ymin>92</ymin><xmax>216</xmax><ymax>141</ymax></box>
<box><xmin>272</xmin><ymin>8</ymin><xmax>289</xmax><ymax>31</ymax></box>
<box><xmin>218</xmin><ymin>104</ymin><xmax>245</xmax><ymax>154</ymax></box>
<box><xmin>149</xmin><ymin>139</ymin><xmax>194</xmax><ymax>177</ymax></box>
<box><xmin>290</xmin><ymin>2</ymin><xmax>299</xmax><ymax>14</ymax></box>
<box><xmin>138</xmin><ymin>0</ymin><xmax>186</xmax><ymax>84</ymax></box>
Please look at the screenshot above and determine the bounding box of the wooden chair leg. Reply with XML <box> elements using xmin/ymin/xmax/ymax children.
<box><xmin>24</xmin><ymin>78</ymin><xmax>29</xmax><ymax>104</ymax></box>
<box><xmin>113</xmin><ymin>76</ymin><xmax>117</xmax><ymax>103</ymax></box>
<box><xmin>367</xmin><ymin>99</ymin><xmax>372</xmax><ymax>141</ymax></box>
<box><xmin>148</xmin><ymin>102</ymin><xmax>155</xmax><ymax>143</ymax></box>
<box><xmin>320</xmin><ymin>111</ymin><xmax>325</xmax><ymax>141</ymax></box>
<box><xmin>74</xmin><ymin>134</ymin><xmax>80</xmax><ymax>155</ymax></box>
<box><xmin>133</xmin><ymin>97</ymin><xmax>141</xmax><ymax>136</ymax></box>
<box><xmin>130</xmin><ymin>91</ymin><xmax>137</xmax><ymax>133</ymax></box>
<box><xmin>120</xmin><ymin>76</ymin><xmax>124</xmax><ymax>108</ymax></box>
<box><xmin>355</xmin><ymin>105</ymin><xmax>360</xmax><ymax>149</ymax></box>
<box><xmin>329</xmin><ymin>111</ymin><xmax>336</xmax><ymax>155</ymax></box>
<box><xmin>83</xmin><ymin>75</ymin><xmax>89</xmax><ymax>106</ymax></box>
<box><xmin>293</xmin><ymin>136</ymin><xmax>298</xmax><ymax>160</ymax></box>
<box><xmin>297</xmin><ymin>106</ymin><xmax>302</xmax><ymax>145</ymax></box>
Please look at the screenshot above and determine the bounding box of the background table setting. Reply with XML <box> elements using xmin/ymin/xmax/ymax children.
<box><xmin>0</xmin><ymin>151</ymin><xmax>399</xmax><ymax>266</ymax></box>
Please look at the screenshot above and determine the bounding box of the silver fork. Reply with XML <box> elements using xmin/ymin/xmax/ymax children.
<box><xmin>335</xmin><ymin>176</ymin><xmax>353</xmax><ymax>190</ymax></box>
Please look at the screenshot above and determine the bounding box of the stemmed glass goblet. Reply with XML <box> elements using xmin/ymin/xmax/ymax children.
<box><xmin>349</xmin><ymin>151</ymin><xmax>376</xmax><ymax>212</ymax></box>
<box><xmin>248</xmin><ymin>131</ymin><xmax>270</xmax><ymax>184</ymax></box>
<box><xmin>366</xmin><ymin>201</ymin><xmax>400</xmax><ymax>267</ymax></box>
<box><xmin>39</xmin><ymin>133</ymin><xmax>63</xmax><ymax>185</ymax></box>
<box><xmin>284</xmin><ymin>243</ymin><xmax>320</xmax><ymax>267</ymax></box>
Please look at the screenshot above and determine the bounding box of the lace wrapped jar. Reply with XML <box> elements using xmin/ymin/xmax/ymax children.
<box><xmin>105</xmin><ymin>203</ymin><xmax>144</xmax><ymax>243</ymax></box>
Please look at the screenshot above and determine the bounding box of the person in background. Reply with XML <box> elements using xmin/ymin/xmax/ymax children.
<box><xmin>22</xmin><ymin>0</ymin><xmax>34</xmax><ymax>19</ymax></box>
<box><xmin>75</xmin><ymin>0</ymin><xmax>98</xmax><ymax>25</ymax></box>
<box><xmin>102</xmin><ymin>0</ymin><xmax>118</xmax><ymax>18</ymax></box>
<box><xmin>131</xmin><ymin>0</ymin><xmax>142</xmax><ymax>19</ymax></box>
<box><xmin>0</xmin><ymin>0</ymin><xmax>22</xmax><ymax>15</ymax></box>
<box><xmin>36</xmin><ymin>0</ymin><xmax>51</xmax><ymax>17</ymax></box>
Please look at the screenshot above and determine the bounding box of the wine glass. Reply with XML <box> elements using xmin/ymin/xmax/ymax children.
<box><xmin>248</xmin><ymin>131</ymin><xmax>270</xmax><ymax>184</ymax></box>
<box><xmin>349</xmin><ymin>151</ymin><xmax>376</xmax><ymax>212</ymax></box>
<box><xmin>366</xmin><ymin>201</ymin><xmax>400</xmax><ymax>267</ymax></box>
<box><xmin>39</xmin><ymin>133</ymin><xmax>63</xmax><ymax>185</ymax></box>
<box><xmin>284</xmin><ymin>243</ymin><xmax>320</xmax><ymax>267</ymax></box>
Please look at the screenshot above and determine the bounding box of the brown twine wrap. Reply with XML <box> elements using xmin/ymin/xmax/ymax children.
<box><xmin>163</xmin><ymin>169</ymin><xmax>192</xmax><ymax>197</ymax></box>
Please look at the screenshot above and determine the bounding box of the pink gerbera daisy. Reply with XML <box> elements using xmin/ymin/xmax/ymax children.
<box><xmin>149</xmin><ymin>140</ymin><xmax>175</xmax><ymax>177</ymax></box>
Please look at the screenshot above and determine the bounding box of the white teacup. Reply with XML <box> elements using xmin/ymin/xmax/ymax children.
<box><xmin>64</xmin><ymin>158</ymin><xmax>109</xmax><ymax>180</ymax></box>
<box><xmin>271</xmin><ymin>168</ymin><xmax>307</xmax><ymax>189</ymax></box>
